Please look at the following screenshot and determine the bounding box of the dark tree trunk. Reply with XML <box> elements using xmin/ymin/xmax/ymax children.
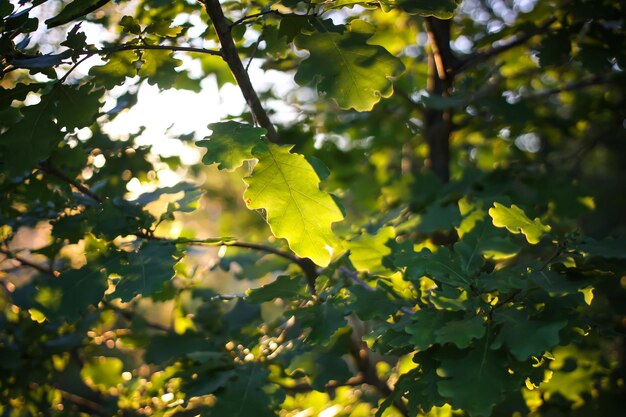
<box><xmin>423</xmin><ymin>18</ymin><xmax>457</xmax><ymax>184</ymax></box>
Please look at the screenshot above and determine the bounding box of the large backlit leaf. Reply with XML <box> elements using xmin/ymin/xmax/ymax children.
<box><xmin>294</xmin><ymin>19</ymin><xmax>404</xmax><ymax>111</ymax></box>
<box><xmin>244</xmin><ymin>143</ymin><xmax>344</xmax><ymax>266</ymax></box>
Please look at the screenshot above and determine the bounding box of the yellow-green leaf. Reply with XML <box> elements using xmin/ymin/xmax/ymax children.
<box><xmin>244</xmin><ymin>143</ymin><xmax>344</xmax><ymax>266</ymax></box>
<box><xmin>488</xmin><ymin>203</ymin><xmax>551</xmax><ymax>244</ymax></box>
<box><xmin>348</xmin><ymin>226</ymin><xmax>395</xmax><ymax>275</ymax></box>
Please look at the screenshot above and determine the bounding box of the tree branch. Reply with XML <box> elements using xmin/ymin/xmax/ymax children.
<box><xmin>454</xmin><ymin>17</ymin><xmax>557</xmax><ymax>75</ymax></box>
<box><xmin>202</xmin><ymin>0</ymin><xmax>279</xmax><ymax>142</ymax></box>
<box><xmin>38</xmin><ymin>161</ymin><xmax>317</xmax><ymax>291</ymax></box>
<box><xmin>57</xmin><ymin>389</ymin><xmax>105</xmax><ymax>414</ymax></box>
<box><xmin>95</xmin><ymin>43</ymin><xmax>222</xmax><ymax>57</ymax></box>
<box><xmin>134</xmin><ymin>232</ymin><xmax>319</xmax><ymax>295</ymax></box>
<box><xmin>39</xmin><ymin>160</ymin><xmax>105</xmax><ymax>203</ymax></box>
<box><xmin>0</xmin><ymin>247</ymin><xmax>58</xmax><ymax>276</ymax></box>
<box><xmin>349</xmin><ymin>342</ymin><xmax>410</xmax><ymax>417</ymax></box>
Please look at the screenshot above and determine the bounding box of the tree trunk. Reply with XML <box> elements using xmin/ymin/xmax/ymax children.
<box><xmin>423</xmin><ymin>18</ymin><xmax>457</xmax><ymax>184</ymax></box>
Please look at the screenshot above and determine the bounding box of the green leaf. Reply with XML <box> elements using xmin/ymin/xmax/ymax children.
<box><xmin>144</xmin><ymin>333</ymin><xmax>210</xmax><ymax>363</ymax></box>
<box><xmin>11</xmin><ymin>51</ymin><xmax>72</xmax><ymax>69</ymax></box>
<box><xmin>52</xmin><ymin>213</ymin><xmax>88</xmax><ymax>243</ymax></box>
<box><xmin>347</xmin><ymin>284</ymin><xmax>398</xmax><ymax>320</ymax></box>
<box><xmin>90</xmin><ymin>200</ymin><xmax>153</xmax><ymax>239</ymax></box>
<box><xmin>294</xmin><ymin>300</ymin><xmax>347</xmax><ymax>346</ymax></box>
<box><xmin>1</xmin><ymin>95</ymin><xmax>63</xmax><ymax>178</ymax></box>
<box><xmin>538</xmin><ymin>30</ymin><xmax>571</xmax><ymax>67</ymax></box>
<box><xmin>109</xmin><ymin>243</ymin><xmax>179</xmax><ymax>302</ymax></box>
<box><xmin>488</xmin><ymin>203</ymin><xmax>551</xmax><ymax>244</ymax></box>
<box><xmin>132</xmin><ymin>183</ymin><xmax>203</xmax><ymax>215</ymax></box>
<box><xmin>348</xmin><ymin>226</ymin><xmax>395</xmax><ymax>274</ymax></box>
<box><xmin>453</xmin><ymin>221</ymin><xmax>520</xmax><ymax>275</ymax></box>
<box><xmin>287</xmin><ymin>351</ymin><xmax>352</xmax><ymax>391</ymax></box>
<box><xmin>294</xmin><ymin>19</ymin><xmax>405</xmax><ymax>111</ymax></box>
<box><xmin>37</xmin><ymin>267</ymin><xmax>107</xmax><ymax>321</ymax></box>
<box><xmin>88</xmin><ymin>50</ymin><xmax>138</xmax><ymax>89</ymax></box>
<box><xmin>577</xmin><ymin>237</ymin><xmax>626</xmax><ymax>259</ymax></box>
<box><xmin>52</xmin><ymin>83</ymin><xmax>102</xmax><ymax>130</ymax></box>
<box><xmin>0</xmin><ymin>83</ymin><xmax>45</xmax><ymax>107</ymax></box>
<box><xmin>390</xmin><ymin>0</ymin><xmax>460</xmax><ymax>18</ymax></box>
<box><xmin>208</xmin><ymin>365</ymin><xmax>284</xmax><ymax>417</ymax></box>
<box><xmin>45</xmin><ymin>0</ymin><xmax>111</xmax><ymax>28</ymax></box>
<box><xmin>145</xmin><ymin>19</ymin><xmax>184</xmax><ymax>38</ymax></box>
<box><xmin>138</xmin><ymin>49</ymin><xmax>182</xmax><ymax>89</ymax></box>
<box><xmin>437</xmin><ymin>347</ymin><xmax>513</xmax><ymax>417</ymax></box>
<box><xmin>491</xmin><ymin>309</ymin><xmax>566</xmax><ymax>361</ymax></box>
<box><xmin>392</xmin><ymin>243</ymin><xmax>470</xmax><ymax>287</ymax></box>
<box><xmin>434</xmin><ymin>315</ymin><xmax>486</xmax><ymax>348</ymax></box>
<box><xmin>419</xmin><ymin>203</ymin><xmax>461</xmax><ymax>233</ymax></box>
<box><xmin>405</xmin><ymin>310</ymin><xmax>447</xmax><ymax>350</ymax></box>
<box><xmin>120</xmin><ymin>16</ymin><xmax>141</xmax><ymax>34</ymax></box>
<box><xmin>80</xmin><ymin>356</ymin><xmax>123</xmax><ymax>391</ymax></box>
<box><xmin>246</xmin><ymin>275</ymin><xmax>309</xmax><ymax>303</ymax></box>
<box><xmin>196</xmin><ymin>121</ymin><xmax>266</xmax><ymax>171</ymax></box>
<box><xmin>244</xmin><ymin>143</ymin><xmax>344</xmax><ymax>266</ymax></box>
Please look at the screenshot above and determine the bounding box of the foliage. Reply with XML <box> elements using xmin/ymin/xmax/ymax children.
<box><xmin>1</xmin><ymin>0</ymin><xmax>625</xmax><ymax>416</ymax></box>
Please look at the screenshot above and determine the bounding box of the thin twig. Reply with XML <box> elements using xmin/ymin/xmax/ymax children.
<box><xmin>245</xmin><ymin>35</ymin><xmax>262</xmax><ymax>73</ymax></box>
<box><xmin>93</xmin><ymin>43</ymin><xmax>222</xmax><ymax>57</ymax></box>
<box><xmin>454</xmin><ymin>17</ymin><xmax>557</xmax><ymax>75</ymax></box>
<box><xmin>134</xmin><ymin>232</ymin><xmax>319</xmax><ymax>295</ymax></box>
<box><xmin>209</xmin><ymin>293</ymin><xmax>246</xmax><ymax>301</ymax></box>
<box><xmin>522</xmin><ymin>74</ymin><xmax>617</xmax><ymax>100</ymax></box>
<box><xmin>58</xmin><ymin>389</ymin><xmax>105</xmax><ymax>413</ymax></box>
<box><xmin>0</xmin><ymin>247</ymin><xmax>58</xmax><ymax>276</ymax></box>
<box><xmin>59</xmin><ymin>54</ymin><xmax>91</xmax><ymax>83</ymax></box>
<box><xmin>102</xmin><ymin>300</ymin><xmax>173</xmax><ymax>333</ymax></box>
<box><xmin>230</xmin><ymin>10</ymin><xmax>283</xmax><ymax>27</ymax></box>
<box><xmin>202</xmin><ymin>0</ymin><xmax>279</xmax><ymax>142</ymax></box>
<box><xmin>14</xmin><ymin>44</ymin><xmax>222</xmax><ymax>78</ymax></box>
<box><xmin>274</xmin><ymin>375</ymin><xmax>365</xmax><ymax>393</ymax></box>
<box><xmin>133</xmin><ymin>232</ymin><xmax>300</xmax><ymax>264</ymax></box>
<box><xmin>39</xmin><ymin>160</ymin><xmax>104</xmax><ymax>203</ymax></box>
<box><xmin>340</xmin><ymin>266</ymin><xmax>375</xmax><ymax>292</ymax></box>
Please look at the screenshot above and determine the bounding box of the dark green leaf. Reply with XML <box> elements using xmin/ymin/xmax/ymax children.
<box><xmin>246</xmin><ymin>275</ymin><xmax>308</xmax><ymax>303</ymax></box>
<box><xmin>196</xmin><ymin>121</ymin><xmax>266</xmax><ymax>171</ymax></box>
<box><xmin>109</xmin><ymin>243</ymin><xmax>179</xmax><ymax>302</ymax></box>
<box><xmin>46</xmin><ymin>0</ymin><xmax>111</xmax><ymax>28</ymax></box>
